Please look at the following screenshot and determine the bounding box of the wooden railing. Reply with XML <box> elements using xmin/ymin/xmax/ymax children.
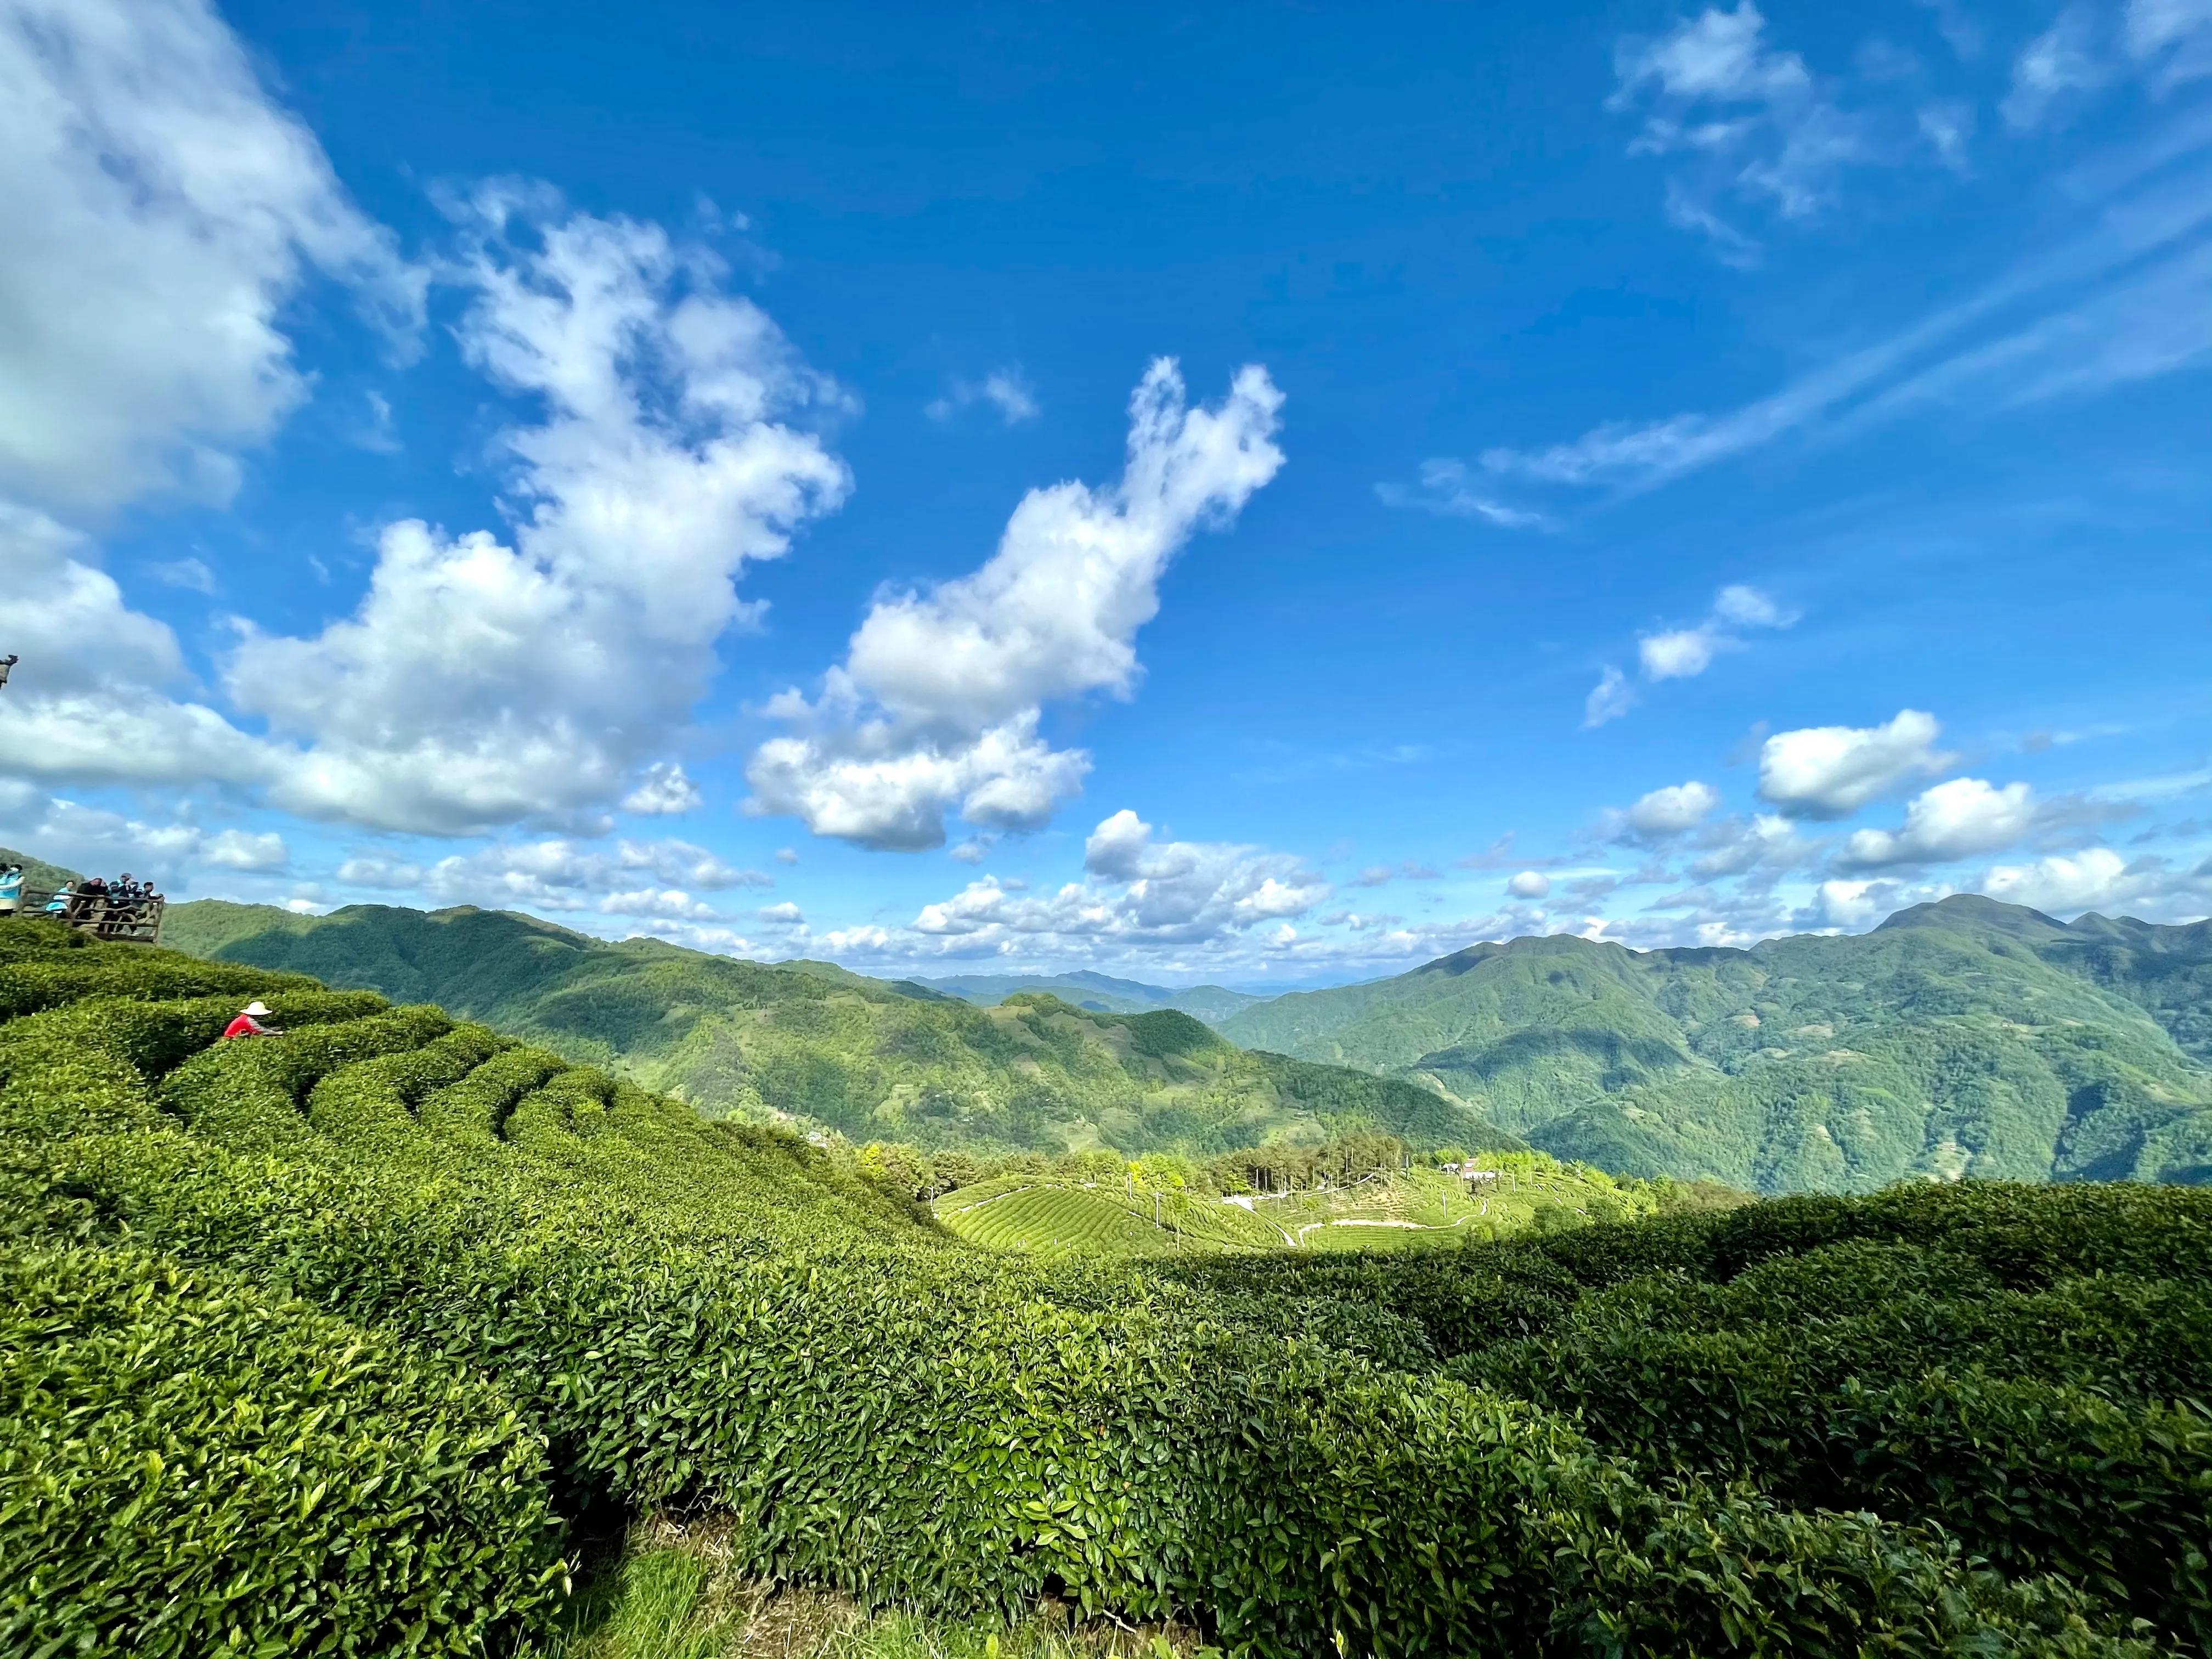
<box><xmin>18</xmin><ymin>885</ymin><xmax>166</xmax><ymax>944</ymax></box>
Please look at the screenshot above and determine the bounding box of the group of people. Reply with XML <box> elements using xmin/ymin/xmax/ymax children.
<box><xmin>0</xmin><ymin>865</ymin><xmax>168</xmax><ymax>934</ymax></box>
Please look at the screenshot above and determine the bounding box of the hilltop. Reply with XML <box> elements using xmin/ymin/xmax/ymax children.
<box><xmin>159</xmin><ymin>899</ymin><xmax>1515</xmax><ymax>1158</ymax></box>
<box><xmin>1218</xmin><ymin>895</ymin><xmax>2212</xmax><ymax>1192</ymax></box>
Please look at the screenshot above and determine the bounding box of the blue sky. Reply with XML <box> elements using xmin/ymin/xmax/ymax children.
<box><xmin>2</xmin><ymin>0</ymin><xmax>2208</xmax><ymax>986</ymax></box>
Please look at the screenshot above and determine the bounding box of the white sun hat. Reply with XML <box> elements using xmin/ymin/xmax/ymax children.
<box><xmin>243</xmin><ymin>1001</ymin><xmax>271</xmax><ymax>1017</ymax></box>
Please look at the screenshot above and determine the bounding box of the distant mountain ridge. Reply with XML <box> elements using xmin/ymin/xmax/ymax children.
<box><xmin>157</xmin><ymin>899</ymin><xmax>1517</xmax><ymax>1159</ymax></box>
<box><xmin>1218</xmin><ymin>895</ymin><xmax>2212</xmax><ymax>1193</ymax></box>
<box><xmin>911</xmin><ymin>969</ymin><xmax>1266</xmax><ymax>1024</ymax></box>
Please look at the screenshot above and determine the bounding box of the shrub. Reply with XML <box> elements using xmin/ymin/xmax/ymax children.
<box><xmin>0</xmin><ymin>1241</ymin><xmax>567</xmax><ymax>1657</ymax></box>
<box><xmin>156</xmin><ymin>1005</ymin><xmax>454</xmax><ymax>1150</ymax></box>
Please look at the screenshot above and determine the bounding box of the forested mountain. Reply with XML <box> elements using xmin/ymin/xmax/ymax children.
<box><xmin>911</xmin><ymin>968</ymin><xmax>1265</xmax><ymax>1023</ymax></box>
<box><xmin>1217</xmin><ymin>896</ymin><xmax>2212</xmax><ymax>1192</ymax></box>
<box><xmin>160</xmin><ymin>900</ymin><xmax>1515</xmax><ymax>1157</ymax></box>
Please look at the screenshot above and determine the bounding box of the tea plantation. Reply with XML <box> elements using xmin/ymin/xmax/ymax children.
<box><xmin>5</xmin><ymin>916</ymin><xmax>2210</xmax><ymax>1658</ymax></box>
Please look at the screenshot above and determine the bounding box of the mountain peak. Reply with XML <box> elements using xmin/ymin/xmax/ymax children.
<box><xmin>1874</xmin><ymin>893</ymin><xmax>2072</xmax><ymax>940</ymax></box>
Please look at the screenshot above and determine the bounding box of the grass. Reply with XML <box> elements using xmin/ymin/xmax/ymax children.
<box><xmin>556</xmin><ymin>1522</ymin><xmax>1207</xmax><ymax>1659</ymax></box>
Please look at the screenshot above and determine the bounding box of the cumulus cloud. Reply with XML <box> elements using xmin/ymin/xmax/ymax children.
<box><xmin>747</xmin><ymin>359</ymin><xmax>1284</xmax><ymax>849</ymax></box>
<box><xmin>1982</xmin><ymin>846</ymin><xmax>2142</xmax><ymax>913</ymax></box>
<box><xmin>601</xmin><ymin>888</ymin><xmax>721</xmax><ymax>920</ymax></box>
<box><xmin>0</xmin><ymin>507</ymin><xmax>274</xmax><ymax>791</ymax></box>
<box><xmin>925</xmin><ymin>367</ymin><xmax>1040</xmax><ymax>425</ymax></box>
<box><xmin>1507</xmin><ymin>870</ymin><xmax>1552</xmax><ymax>899</ymax></box>
<box><xmin>1585</xmin><ymin>585</ymin><xmax>1795</xmax><ymax>726</ymax></box>
<box><xmin>0</xmin><ymin>118</ymin><xmax>851</xmax><ymax>838</ymax></box>
<box><xmin>1840</xmin><ymin>777</ymin><xmax>2037</xmax><ymax>868</ymax></box>
<box><xmin>1688</xmin><ymin>812</ymin><xmax>1807</xmax><ymax>879</ymax></box>
<box><xmin>0</xmin><ymin>789</ymin><xmax>284</xmax><ymax>886</ymax></box>
<box><xmin>1626</xmin><ymin>781</ymin><xmax>1724</xmax><ymax>837</ymax></box>
<box><xmin>1639</xmin><ymin>584</ymin><xmax>1798</xmax><ymax>681</ymax></box>
<box><xmin>622</xmin><ymin>763</ymin><xmax>703</xmax><ymax>816</ymax></box>
<box><xmin>0</xmin><ymin>0</ymin><xmax>422</xmax><ymax>515</ymax></box>
<box><xmin>900</xmin><ymin>810</ymin><xmax>1329</xmax><ymax>952</ymax></box>
<box><xmin>1758</xmin><ymin>709</ymin><xmax>1953</xmax><ymax>818</ymax></box>
<box><xmin>217</xmin><ymin>195</ymin><xmax>850</xmax><ymax>835</ymax></box>
<box><xmin>331</xmin><ymin>836</ymin><xmax>769</xmax><ymax>913</ymax></box>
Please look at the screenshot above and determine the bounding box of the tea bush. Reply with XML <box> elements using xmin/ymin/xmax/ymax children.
<box><xmin>4</xmin><ymin>924</ymin><xmax>2205</xmax><ymax>1658</ymax></box>
<box><xmin>0</xmin><ymin>1240</ymin><xmax>566</xmax><ymax>1657</ymax></box>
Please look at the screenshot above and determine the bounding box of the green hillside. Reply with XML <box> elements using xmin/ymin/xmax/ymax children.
<box><xmin>1218</xmin><ymin>897</ymin><xmax>2212</xmax><ymax>1193</ymax></box>
<box><xmin>0</xmin><ymin>844</ymin><xmax>81</xmax><ymax>892</ymax></box>
<box><xmin>159</xmin><ymin>899</ymin><xmax>1516</xmax><ymax>1158</ymax></box>
<box><xmin>914</xmin><ymin>968</ymin><xmax>1266</xmax><ymax>1024</ymax></box>
<box><xmin>10</xmin><ymin>915</ymin><xmax>2211</xmax><ymax>1658</ymax></box>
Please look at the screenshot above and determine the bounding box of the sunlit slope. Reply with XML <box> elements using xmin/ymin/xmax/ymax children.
<box><xmin>161</xmin><ymin>899</ymin><xmax>1520</xmax><ymax>1158</ymax></box>
<box><xmin>1219</xmin><ymin>900</ymin><xmax>2212</xmax><ymax>1192</ymax></box>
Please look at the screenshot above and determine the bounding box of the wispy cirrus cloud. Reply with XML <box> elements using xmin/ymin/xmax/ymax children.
<box><xmin>1374</xmin><ymin>458</ymin><xmax>1553</xmax><ymax>530</ymax></box>
<box><xmin>1479</xmin><ymin>137</ymin><xmax>2212</xmax><ymax>501</ymax></box>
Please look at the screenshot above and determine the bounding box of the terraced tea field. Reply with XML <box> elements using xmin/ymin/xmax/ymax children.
<box><xmin>14</xmin><ymin>916</ymin><xmax>2212</xmax><ymax>1659</ymax></box>
<box><xmin>934</xmin><ymin>1159</ymin><xmax>1647</xmax><ymax>1258</ymax></box>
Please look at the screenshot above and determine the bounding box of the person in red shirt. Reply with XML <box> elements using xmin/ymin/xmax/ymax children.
<box><xmin>221</xmin><ymin>1000</ymin><xmax>281</xmax><ymax>1039</ymax></box>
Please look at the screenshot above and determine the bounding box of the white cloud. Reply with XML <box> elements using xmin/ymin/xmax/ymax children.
<box><xmin>600</xmin><ymin>887</ymin><xmax>720</xmax><ymax>920</ymax></box>
<box><xmin>1841</xmin><ymin>777</ymin><xmax>2037</xmax><ymax>868</ymax></box>
<box><xmin>1639</xmin><ymin>627</ymin><xmax>1729</xmax><ymax>681</ymax></box>
<box><xmin>1688</xmin><ymin>812</ymin><xmax>1806</xmax><ymax>879</ymax></box>
<box><xmin>1640</xmin><ymin>585</ymin><xmax>1797</xmax><ymax>682</ymax></box>
<box><xmin>201</xmin><ymin>828</ymin><xmax>288</xmax><ymax>871</ymax></box>
<box><xmin>0</xmin><ymin>165</ymin><xmax>851</xmax><ymax>837</ymax></box>
<box><xmin>0</xmin><ymin>0</ymin><xmax>421</xmax><ymax>514</ymax></box>
<box><xmin>0</xmin><ymin>507</ymin><xmax>274</xmax><ymax>791</ymax></box>
<box><xmin>1584</xmin><ymin>584</ymin><xmax>1796</xmax><ymax>727</ymax></box>
<box><xmin>1507</xmin><ymin>870</ymin><xmax>1551</xmax><ymax>899</ymax></box>
<box><xmin>148</xmin><ymin>556</ymin><xmax>216</xmax><ymax>594</ymax></box>
<box><xmin>1815</xmin><ymin>878</ymin><xmax>1887</xmax><ymax>928</ymax></box>
<box><xmin>2004</xmin><ymin>9</ymin><xmax>2114</xmax><ymax>128</ymax></box>
<box><xmin>1759</xmin><ymin>709</ymin><xmax>1952</xmax><ymax>818</ymax></box>
<box><xmin>1609</xmin><ymin>3</ymin><xmax>1881</xmax><ymax>257</ymax></box>
<box><xmin>1624</xmin><ymin>780</ymin><xmax>1724</xmax><ymax>838</ymax></box>
<box><xmin>0</xmin><ymin>790</ymin><xmax>284</xmax><ymax>887</ymax></box>
<box><xmin>899</xmin><ymin>810</ymin><xmax>1330</xmax><ymax>952</ymax></box>
<box><xmin>622</xmin><ymin>762</ymin><xmax>703</xmax><ymax>816</ymax></box>
<box><xmin>219</xmin><ymin>196</ymin><xmax>850</xmax><ymax>834</ymax></box>
<box><xmin>330</xmin><ymin>836</ymin><xmax>770</xmax><ymax>913</ymax></box>
<box><xmin>757</xmin><ymin>901</ymin><xmax>805</xmax><ymax>926</ymax></box>
<box><xmin>1982</xmin><ymin>847</ymin><xmax>2140</xmax><ymax>913</ymax></box>
<box><xmin>1584</xmin><ymin>665</ymin><xmax>1638</xmax><ymax>727</ymax></box>
<box><xmin>747</xmin><ymin>359</ymin><xmax>1284</xmax><ymax>849</ymax></box>
<box><xmin>1374</xmin><ymin>458</ymin><xmax>1551</xmax><ymax>529</ymax></box>
<box><xmin>926</xmin><ymin>367</ymin><xmax>1040</xmax><ymax>425</ymax></box>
